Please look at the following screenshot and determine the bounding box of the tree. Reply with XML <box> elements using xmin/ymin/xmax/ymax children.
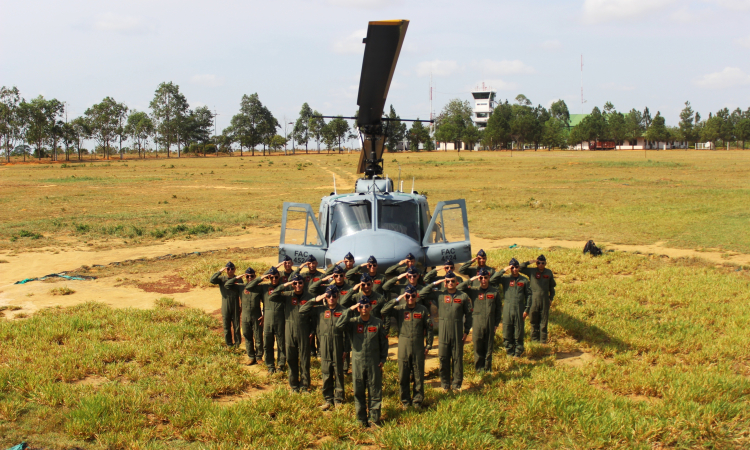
<box><xmin>532</xmin><ymin>105</ymin><xmax>550</xmax><ymax>149</ymax></box>
<box><xmin>150</xmin><ymin>82</ymin><xmax>188</xmax><ymax>158</ymax></box>
<box><xmin>113</xmin><ymin>102</ymin><xmax>128</xmax><ymax>159</ymax></box>
<box><xmin>321</xmin><ymin>122</ymin><xmax>338</xmax><ymax>152</ymax></box>
<box><xmin>702</xmin><ymin>113</ymin><xmax>723</xmax><ymax>149</ymax></box>
<box><xmin>515</xmin><ymin>94</ymin><xmax>532</xmax><ymax>106</ymax></box>
<box><xmin>644</xmin><ymin>112</ymin><xmax>669</xmax><ymax>147</ymax></box>
<box><xmin>293</xmin><ymin>103</ymin><xmax>313</xmax><ymax>154</ymax></box>
<box><xmin>269</xmin><ymin>135</ymin><xmax>287</xmax><ymax>152</ymax></box>
<box><xmin>608</xmin><ymin>111</ymin><xmax>627</xmax><ymax>146</ymax></box>
<box><xmin>716</xmin><ymin>107</ymin><xmax>734</xmax><ymax>147</ymax></box>
<box><xmin>191</xmin><ymin>106</ymin><xmax>214</xmax><ymax>156</ymax></box>
<box><xmin>624</xmin><ymin>109</ymin><xmax>644</xmax><ymax>149</ymax></box>
<box><xmin>85</xmin><ymin>97</ymin><xmax>121</xmax><ymax>159</ymax></box>
<box><xmin>463</xmin><ymin>124</ymin><xmax>480</xmax><ymax>150</ymax></box>
<box><xmin>385</xmin><ymin>105</ymin><xmax>406</xmax><ymax>152</ymax></box>
<box><xmin>511</xmin><ymin>101</ymin><xmax>537</xmax><ymax>149</ymax></box>
<box><xmin>0</xmin><ymin>86</ymin><xmax>22</xmax><ymax>162</ymax></box>
<box><xmin>642</xmin><ymin>107</ymin><xmax>652</xmax><ymax>130</ymax></box>
<box><xmin>483</xmin><ymin>100</ymin><xmax>511</xmax><ymax>149</ymax></box>
<box><xmin>580</xmin><ymin>106</ymin><xmax>606</xmax><ymax>144</ymax></box>
<box><xmin>568</xmin><ymin>123</ymin><xmax>585</xmax><ymax>149</ymax></box>
<box><xmin>125</xmin><ymin>111</ymin><xmax>154</xmax><ymax>158</ymax></box>
<box><xmin>734</xmin><ymin>109</ymin><xmax>750</xmax><ymax>149</ymax></box>
<box><xmin>542</xmin><ymin>117</ymin><xmax>566</xmax><ymax>149</ymax></box>
<box><xmin>22</xmin><ymin>96</ymin><xmax>63</xmax><ymax>160</ymax></box>
<box><xmin>328</xmin><ymin>116</ymin><xmax>350</xmax><ymax>152</ymax></box>
<box><xmin>407</xmin><ymin>119</ymin><xmax>429</xmax><ymax>151</ymax></box>
<box><xmin>70</xmin><ymin>116</ymin><xmax>90</xmax><ymax>160</ymax></box>
<box><xmin>258</xmin><ymin>106</ymin><xmax>279</xmax><ymax>155</ymax></box>
<box><xmin>549</xmin><ymin>99</ymin><xmax>570</xmax><ymax>126</ymax></box>
<box><xmin>435</xmin><ymin>99</ymin><xmax>473</xmax><ymax>151</ymax></box>
<box><xmin>678</xmin><ymin>101</ymin><xmax>698</xmax><ymax>147</ymax></box>
<box><xmin>309</xmin><ymin>110</ymin><xmax>325</xmax><ymax>153</ymax></box>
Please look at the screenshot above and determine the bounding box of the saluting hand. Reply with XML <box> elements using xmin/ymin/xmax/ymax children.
<box><xmin>315</xmin><ymin>294</ymin><xmax>327</xmax><ymax>302</ymax></box>
<box><xmin>322</xmin><ymin>274</ymin><xmax>334</xmax><ymax>282</ymax></box>
<box><xmin>396</xmin><ymin>293</ymin><xmax>406</xmax><ymax>302</ymax></box>
<box><xmin>397</xmin><ymin>272</ymin><xmax>408</xmax><ymax>280</ymax></box>
<box><xmin>353</xmin><ymin>282</ymin><xmax>362</xmax><ymax>291</ymax></box>
<box><xmin>470</xmin><ymin>275</ymin><xmax>480</xmax><ymax>282</ymax></box>
<box><xmin>471</xmin><ymin>256</ymin><xmax>478</xmax><ymax>264</ymax></box>
<box><xmin>275</xmin><ymin>262</ymin><xmax>285</xmax><ymax>268</ymax></box>
<box><xmin>349</xmin><ymin>304</ymin><xmax>359</xmax><ymax>311</ymax></box>
<box><xmin>503</xmin><ymin>265</ymin><xmax>513</xmax><ymax>272</ymax></box>
<box><xmin>220</xmin><ymin>267</ymin><xmax>227</xmax><ymax>273</ymax></box>
<box><xmin>360</xmin><ymin>262</ymin><xmax>368</xmax><ymax>268</ymax></box>
<box><xmin>433</xmin><ymin>279</ymin><xmax>446</xmax><ymax>286</ymax></box>
<box><xmin>283</xmin><ymin>281</ymin><xmax>293</xmax><ymax>287</ymax></box>
<box><xmin>335</xmin><ymin>259</ymin><xmax>345</xmax><ymax>266</ymax></box>
<box><xmin>399</xmin><ymin>258</ymin><xmax>409</xmax><ymax>266</ymax></box>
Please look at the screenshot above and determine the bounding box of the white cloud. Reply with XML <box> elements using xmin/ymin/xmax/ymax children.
<box><xmin>416</xmin><ymin>60</ymin><xmax>462</xmax><ymax>77</ymax></box>
<box><xmin>333</xmin><ymin>29</ymin><xmax>367</xmax><ymax>54</ymax></box>
<box><xmin>735</xmin><ymin>36</ymin><xmax>750</xmax><ymax>48</ymax></box>
<box><xmin>582</xmin><ymin>0</ymin><xmax>676</xmax><ymax>22</ymax></box>
<box><xmin>693</xmin><ymin>67</ymin><xmax>750</xmax><ymax>89</ymax></box>
<box><xmin>190</xmin><ymin>74</ymin><xmax>225</xmax><ymax>88</ymax></box>
<box><xmin>599</xmin><ymin>82</ymin><xmax>635</xmax><ymax>91</ymax></box>
<box><xmin>326</xmin><ymin>0</ymin><xmax>403</xmax><ymax>8</ymax></box>
<box><xmin>469</xmin><ymin>79</ymin><xmax>519</xmax><ymax>91</ymax></box>
<box><xmin>93</xmin><ymin>12</ymin><xmax>153</xmax><ymax>34</ymax></box>
<box><xmin>475</xmin><ymin>59</ymin><xmax>535</xmax><ymax>76</ymax></box>
<box><xmin>540</xmin><ymin>40</ymin><xmax>562</xmax><ymax>50</ymax></box>
<box><xmin>709</xmin><ymin>0</ymin><xmax>750</xmax><ymax>11</ymax></box>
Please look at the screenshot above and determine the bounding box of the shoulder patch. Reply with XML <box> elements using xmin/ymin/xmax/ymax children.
<box><xmin>291</xmin><ymin>299</ymin><xmax>298</xmax><ymax>306</ymax></box>
<box><xmin>414</xmin><ymin>312</ymin><xmax>422</xmax><ymax>319</ymax></box>
<box><xmin>268</xmin><ymin>288</ymin><xmax>274</xmax><ymax>295</ymax></box>
<box><xmin>368</xmin><ymin>326</ymin><xmax>377</xmax><ymax>332</ymax></box>
<box><xmin>340</xmin><ymin>290</ymin><xmax>348</xmax><ymax>295</ymax></box>
<box><xmin>509</xmin><ymin>281</ymin><xmax>515</xmax><ymax>287</ymax></box>
<box><xmin>404</xmin><ymin>311</ymin><xmax>411</xmax><ymax>320</ymax></box>
<box><xmin>478</xmin><ymin>294</ymin><xmax>485</xmax><ymax>300</ymax></box>
<box><xmin>518</xmin><ymin>282</ymin><xmax>525</xmax><ymax>287</ymax></box>
<box><xmin>325</xmin><ymin>310</ymin><xmax>331</xmax><ymax>318</ymax></box>
<box><xmin>374</xmin><ymin>279</ymin><xmax>382</xmax><ymax>284</ymax></box>
<box><xmin>313</xmin><ymin>277</ymin><xmax>320</xmax><ymax>282</ymax></box>
<box><xmin>453</xmin><ymin>298</ymin><xmax>462</xmax><ymax>303</ymax></box>
<box><xmin>334</xmin><ymin>311</ymin><xmax>342</xmax><ymax>317</ymax></box>
<box><xmin>444</xmin><ymin>295</ymin><xmax>452</xmax><ymax>303</ymax></box>
<box><xmin>300</xmin><ymin>300</ymin><xmax>307</xmax><ymax>305</ymax></box>
<box><xmin>535</xmin><ymin>273</ymin><xmax>541</xmax><ymax>279</ymax></box>
<box><xmin>487</xmin><ymin>294</ymin><xmax>495</xmax><ymax>300</ymax></box>
<box><xmin>357</xmin><ymin>324</ymin><xmax>364</xmax><ymax>333</ymax></box>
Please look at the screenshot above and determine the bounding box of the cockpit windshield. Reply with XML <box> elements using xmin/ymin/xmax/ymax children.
<box><xmin>377</xmin><ymin>199</ymin><xmax>420</xmax><ymax>241</ymax></box>
<box><xmin>330</xmin><ymin>200</ymin><xmax>372</xmax><ymax>241</ymax></box>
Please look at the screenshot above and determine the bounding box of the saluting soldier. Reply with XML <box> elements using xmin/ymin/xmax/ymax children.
<box><xmin>384</xmin><ymin>253</ymin><xmax>423</xmax><ymax>283</ymax></box>
<box><xmin>300</xmin><ymin>285</ymin><xmax>347</xmax><ymax>410</ymax></box>
<box><xmin>382</xmin><ymin>267</ymin><xmax>428</xmax><ymax>309</ymax></box>
<box><xmin>381</xmin><ymin>285</ymin><xmax>434</xmax><ymax>409</ymax></box>
<box><xmin>295</xmin><ymin>255</ymin><xmax>324</xmax><ymax>357</ymax></box>
<box><xmin>345</xmin><ymin>256</ymin><xmax>386</xmax><ymax>296</ymax></box>
<box><xmin>209</xmin><ymin>262</ymin><xmax>242</xmax><ymax>347</ymax></box>
<box><xmin>340</xmin><ymin>273</ymin><xmax>387</xmax><ymax>315</ymax></box>
<box><xmin>520</xmin><ymin>255</ymin><xmax>556</xmax><ymax>344</ymax></box>
<box><xmin>245</xmin><ymin>267</ymin><xmax>285</xmax><ymax>374</ymax></box>
<box><xmin>309</xmin><ymin>265</ymin><xmax>354</xmax><ymax>297</ymax></box>
<box><xmin>336</xmin><ymin>296</ymin><xmax>389</xmax><ymax>428</ymax></box>
<box><xmin>277</xmin><ymin>255</ymin><xmax>295</xmax><ymax>283</ymax></box>
<box><xmin>457</xmin><ymin>268</ymin><xmax>502</xmax><ymax>373</ymax></box>
<box><xmin>458</xmin><ymin>249</ymin><xmax>497</xmax><ymax>286</ymax></box>
<box><xmin>423</xmin><ymin>259</ymin><xmax>465</xmax><ymax>285</ymax></box>
<box><xmin>272</xmin><ymin>274</ymin><xmax>315</xmax><ymax>392</ymax></box>
<box><xmin>496</xmin><ymin>258</ymin><xmax>532</xmax><ymax>357</ymax></box>
<box><xmin>324</xmin><ymin>252</ymin><xmax>356</xmax><ymax>277</ymax></box>
<box><xmin>418</xmin><ymin>272</ymin><xmax>472</xmax><ymax>391</ymax></box>
<box><xmin>224</xmin><ymin>267</ymin><xmax>264</xmax><ymax>364</ymax></box>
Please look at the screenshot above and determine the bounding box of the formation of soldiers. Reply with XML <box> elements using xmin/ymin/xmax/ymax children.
<box><xmin>210</xmin><ymin>250</ymin><xmax>556</xmax><ymax>428</ymax></box>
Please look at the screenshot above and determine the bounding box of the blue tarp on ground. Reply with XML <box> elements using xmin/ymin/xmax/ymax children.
<box><xmin>14</xmin><ymin>273</ymin><xmax>97</xmax><ymax>285</ymax></box>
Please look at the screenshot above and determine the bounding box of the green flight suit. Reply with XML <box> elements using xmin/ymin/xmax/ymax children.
<box><xmin>382</xmin><ymin>277</ymin><xmax>429</xmax><ymax>308</ymax></box>
<box><xmin>310</xmin><ymin>277</ymin><xmax>356</xmax><ymax>371</ymax></box>
<box><xmin>496</xmin><ymin>273</ymin><xmax>532</xmax><ymax>357</ymax></box>
<box><xmin>457</xmin><ymin>261</ymin><xmax>498</xmax><ymax>287</ymax></box>
<box><xmin>323</xmin><ymin>264</ymin><xmax>354</xmax><ymax>277</ymax></box>
<box><xmin>272</xmin><ymin>285</ymin><xmax>314</xmax><ymax>391</ymax></box>
<box><xmin>457</xmin><ymin>280</ymin><xmax>503</xmax><ymax>373</ymax></box>
<box><xmin>340</xmin><ymin>289</ymin><xmax>387</xmax><ymax>315</ymax></box>
<box><xmin>520</xmin><ymin>263</ymin><xmax>557</xmax><ymax>343</ymax></box>
<box><xmin>245</xmin><ymin>278</ymin><xmax>285</xmax><ymax>370</ymax></box>
<box><xmin>345</xmin><ymin>266</ymin><xmax>387</xmax><ymax>296</ymax></box>
<box><xmin>381</xmin><ymin>299</ymin><xmax>434</xmax><ymax>406</ymax></box>
<box><xmin>384</xmin><ymin>262</ymin><xmax>425</xmax><ymax>284</ymax></box>
<box><xmin>335</xmin><ymin>309</ymin><xmax>388</xmax><ymax>425</ymax></box>
<box><xmin>295</xmin><ymin>268</ymin><xmax>324</xmax><ymax>355</ymax></box>
<box><xmin>418</xmin><ymin>285</ymin><xmax>473</xmax><ymax>390</ymax></box>
<box><xmin>300</xmin><ymin>299</ymin><xmax>346</xmax><ymax>404</ymax></box>
<box><xmin>224</xmin><ymin>277</ymin><xmax>264</xmax><ymax>360</ymax></box>
<box><xmin>423</xmin><ymin>269</ymin><xmax>464</xmax><ymax>285</ymax></box>
<box><xmin>209</xmin><ymin>271</ymin><xmax>241</xmax><ymax>347</ymax></box>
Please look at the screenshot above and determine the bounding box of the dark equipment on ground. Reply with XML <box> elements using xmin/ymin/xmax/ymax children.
<box><xmin>583</xmin><ymin>240</ymin><xmax>603</xmax><ymax>256</ymax></box>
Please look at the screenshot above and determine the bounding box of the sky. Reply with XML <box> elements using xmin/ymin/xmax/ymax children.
<box><xmin>2</xmin><ymin>0</ymin><xmax>750</xmax><ymax>136</ymax></box>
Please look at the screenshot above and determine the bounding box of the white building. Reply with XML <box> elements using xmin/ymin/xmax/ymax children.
<box><xmin>471</xmin><ymin>83</ymin><xmax>496</xmax><ymax>129</ymax></box>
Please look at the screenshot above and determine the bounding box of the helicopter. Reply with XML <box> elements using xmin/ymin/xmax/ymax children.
<box><xmin>278</xmin><ymin>20</ymin><xmax>471</xmax><ymax>272</ymax></box>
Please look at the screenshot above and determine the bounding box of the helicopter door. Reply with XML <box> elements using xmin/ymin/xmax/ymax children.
<box><xmin>421</xmin><ymin>199</ymin><xmax>472</xmax><ymax>266</ymax></box>
<box><xmin>279</xmin><ymin>202</ymin><xmax>328</xmax><ymax>265</ymax></box>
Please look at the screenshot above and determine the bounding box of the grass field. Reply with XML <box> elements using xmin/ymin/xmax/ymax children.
<box><xmin>2</xmin><ymin>150</ymin><xmax>750</xmax><ymax>448</ymax></box>
<box><xmin>2</xmin><ymin>150</ymin><xmax>750</xmax><ymax>253</ymax></box>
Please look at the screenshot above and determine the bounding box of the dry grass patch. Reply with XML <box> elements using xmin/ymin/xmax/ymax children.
<box><xmin>49</xmin><ymin>286</ymin><xmax>75</xmax><ymax>296</ymax></box>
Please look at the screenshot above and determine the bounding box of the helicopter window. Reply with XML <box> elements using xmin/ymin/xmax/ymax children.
<box><xmin>377</xmin><ymin>200</ymin><xmax>420</xmax><ymax>241</ymax></box>
<box><xmin>330</xmin><ymin>200</ymin><xmax>373</xmax><ymax>241</ymax></box>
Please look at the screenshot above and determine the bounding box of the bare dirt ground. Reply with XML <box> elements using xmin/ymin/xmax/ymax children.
<box><xmin>1</xmin><ymin>228</ymin><xmax>747</xmax><ymax>316</ymax></box>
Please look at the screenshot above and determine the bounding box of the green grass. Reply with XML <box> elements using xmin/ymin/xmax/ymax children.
<box><xmin>2</xmin><ymin>248</ymin><xmax>749</xmax><ymax>448</ymax></box>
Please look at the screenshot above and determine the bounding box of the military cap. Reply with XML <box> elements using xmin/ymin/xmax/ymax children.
<box><xmin>405</xmin><ymin>253</ymin><xmax>415</xmax><ymax>260</ymax></box>
<box><xmin>266</xmin><ymin>266</ymin><xmax>280</xmax><ymax>276</ymax></box>
<box><xmin>245</xmin><ymin>267</ymin><xmax>256</xmax><ymax>275</ymax></box>
<box><xmin>291</xmin><ymin>274</ymin><xmax>304</xmax><ymax>283</ymax></box>
<box><xmin>344</xmin><ymin>252</ymin><xmax>354</xmax><ymax>261</ymax></box>
<box><xmin>225</xmin><ymin>261</ymin><xmax>236</xmax><ymax>269</ymax></box>
<box><xmin>406</xmin><ymin>267</ymin><xmax>419</xmax><ymax>276</ymax></box>
<box><xmin>509</xmin><ymin>258</ymin><xmax>520</xmax><ymax>267</ymax></box>
<box><xmin>325</xmin><ymin>285</ymin><xmax>339</xmax><ymax>295</ymax></box>
<box><xmin>537</xmin><ymin>254</ymin><xmax>547</xmax><ymax>262</ymax></box>
<box><xmin>477</xmin><ymin>249</ymin><xmax>487</xmax><ymax>258</ymax></box>
<box><xmin>367</xmin><ymin>255</ymin><xmax>378</xmax><ymax>264</ymax></box>
<box><xmin>358</xmin><ymin>295</ymin><xmax>372</xmax><ymax>306</ymax></box>
<box><xmin>360</xmin><ymin>273</ymin><xmax>373</xmax><ymax>283</ymax></box>
<box><xmin>444</xmin><ymin>259</ymin><xmax>455</xmax><ymax>267</ymax></box>
<box><xmin>444</xmin><ymin>271</ymin><xmax>457</xmax><ymax>280</ymax></box>
<box><xmin>404</xmin><ymin>285</ymin><xmax>417</xmax><ymax>295</ymax></box>
<box><xmin>282</xmin><ymin>255</ymin><xmax>292</xmax><ymax>262</ymax></box>
<box><xmin>332</xmin><ymin>265</ymin><xmax>345</xmax><ymax>274</ymax></box>
<box><xmin>477</xmin><ymin>268</ymin><xmax>489</xmax><ymax>277</ymax></box>
<box><xmin>306</xmin><ymin>254</ymin><xmax>317</xmax><ymax>263</ymax></box>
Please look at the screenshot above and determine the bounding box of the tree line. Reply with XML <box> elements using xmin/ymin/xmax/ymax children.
<box><xmin>0</xmin><ymin>84</ymin><xmax>363</xmax><ymax>162</ymax></box>
<box><xmin>433</xmin><ymin>95</ymin><xmax>750</xmax><ymax>151</ymax></box>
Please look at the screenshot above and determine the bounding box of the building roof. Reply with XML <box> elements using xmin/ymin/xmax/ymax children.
<box><xmin>568</xmin><ymin>114</ymin><xmax>588</xmax><ymax>128</ymax></box>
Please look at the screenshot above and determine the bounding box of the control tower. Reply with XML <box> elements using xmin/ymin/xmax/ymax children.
<box><xmin>471</xmin><ymin>82</ymin><xmax>496</xmax><ymax>129</ymax></box>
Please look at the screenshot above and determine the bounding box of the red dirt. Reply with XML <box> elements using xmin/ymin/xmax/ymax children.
<box><xmin>136</xmin><ymin>275</ymin><xmax>192</xmax><ymax>294</ymax></box>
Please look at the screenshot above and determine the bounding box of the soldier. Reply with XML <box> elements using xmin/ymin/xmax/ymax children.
<box><xmin>300</xmin><ymin>285</ymin><xmax>347</xmax><ymax>410</ymax></box>
<box><xmin>384</xmin><ymin>253</ymin><xmax>423</xmax><ymax>283</ymax></box>
<box><xmin>324</xmin><ymin>252</ymin><xmax>356</xmax><ymax>277</ymax></box>
<box><xmin>496</xmin><ymin>258</ymin><xmax>532</xmax><ymax>357</ymax></box>
<box><xmin>277</xmin><ymin>255</ymin><xmax>295</xmax><ymax>283</ymax></box>
<box><xmin>457</xmin><ymin>268</ymin><xmax>502</xmax><ymax>373</ymax></box>
<box><xmin>335</xmin><ymin>296</ymin><xmax>389</xmax><ymax>428</ymax></box>
<box><xmin>209</xmin><ymin>262</ymin><xmax>242</xmax><ymax>347</ymax></box>
<box><xmin>224</xmin><ymin>267</ymin><xmax>264</xmax><ymax>364</ymax></box>
<box><xmin>423</xmin><ymin>259</ymin><xmax>464</xmax><ymax>285</ymax></box>
<box><xmin>458</xmin><ymin>249</ymin><xmax>497</xmax><ymax>285</ymax></box>
<box><xmin>418</xmin><ymin>272</ymin><xmax>472</xmax><ymax>391</ymax></box>
<box><xmin>295</xmin><ymin>255</ymin><xmax>323</xmax><ymax>357</ymax></box>
<box><xmin>381</xmin><ymin>285</ymin><xmax>434</xmax><ymax>409</ymax></box>
<box><xmin>245</xmin><ymin>266</ymin><xmax>286</xmax><ymax>374</ymax></box>
<box><xmin>345</xmin><ymin>256</ymin><xmax>386</xmax><ymax>297</ymax></box>
<box><xmin>382</xmin><ymin>267</ymin><xmax>428</xmax><ymax>309</ymax></box>
<box><xmin>272</xmin><ymin>274</ymin><xmax>314</xmax><ymax>392</ymax></box>
<box><xmin>309</xmin><ymin>265</ymin><xmax>354</xmax><ymax>297</ymax></box>
<box><xmin>340</xmin><ymin>273</ymin><xmax>387</xmax><ymax>315</ymax></box>
<box><xmin>520</xmin><ymin>255</ymin><xmax>556</xmax><ymax>344</ymax></box>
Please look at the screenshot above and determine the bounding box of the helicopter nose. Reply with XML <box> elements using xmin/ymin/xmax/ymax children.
<box><xmin>326</xmin><ymin>229</ymin><xmax>423</xmax><ymax>271</ymax></box>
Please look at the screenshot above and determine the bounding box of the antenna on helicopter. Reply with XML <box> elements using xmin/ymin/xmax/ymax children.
<box><xmin>333</xmin><ymin>174</ymin><xmax>337</xmax><ymax>195</ymax></box>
